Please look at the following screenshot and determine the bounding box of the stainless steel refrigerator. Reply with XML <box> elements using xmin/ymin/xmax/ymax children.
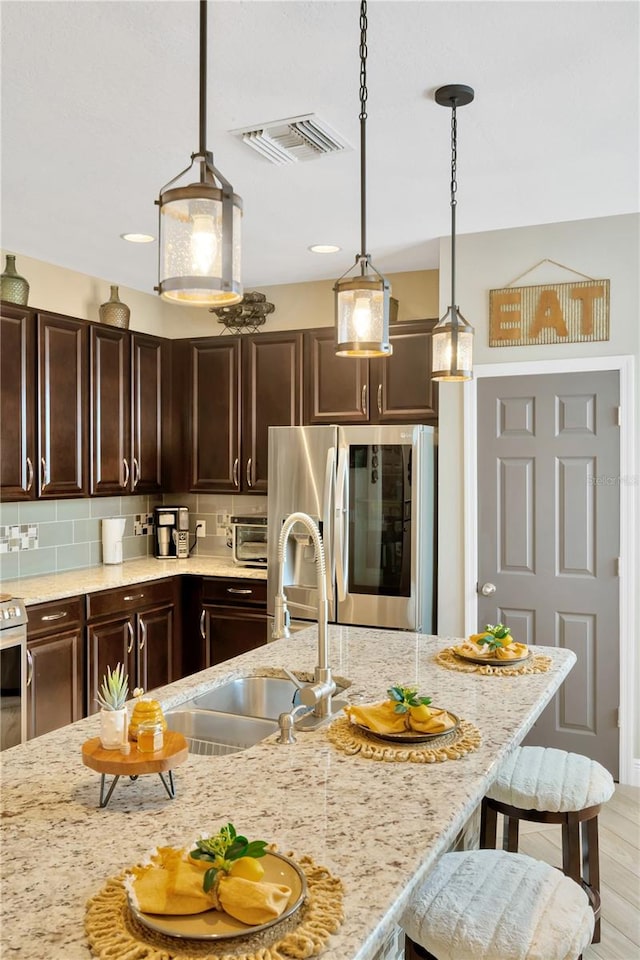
<box><xmin>267</xmin><ymin>424</ymin><xmax>435</xmax><ymax>633</ymax></box>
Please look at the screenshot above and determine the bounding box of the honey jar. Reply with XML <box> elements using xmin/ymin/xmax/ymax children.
<box><xmin>129</xmin><ymin>698</ymin><xmax>167</xmax><ymax>741</ymax></box>
<box><xmin>137</xmin><ymin>720</ymin><xmax>164</xmax><ymax>753</ymax></box>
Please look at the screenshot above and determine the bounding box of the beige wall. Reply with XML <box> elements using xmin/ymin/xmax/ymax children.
<box><xmin>1</xmin><ymin>250</ymin><xmax>439</xmax><ymax>337</ymax></box>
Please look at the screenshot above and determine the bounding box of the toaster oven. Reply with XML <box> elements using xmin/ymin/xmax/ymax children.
<box><xmin>230</xmin><ymin>516</ymin><xmax>268</xmax><ymax>568</ymax></box>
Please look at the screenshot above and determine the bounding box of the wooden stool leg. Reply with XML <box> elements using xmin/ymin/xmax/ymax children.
<box><xmin>561</xmin><ymin>814</ymin><xmax>582</xmax><ymax>885</ymax></box>
<box><xmin>480</xmin><ymin>798</ymin><xmax>498</xmax><ymax>848</ymax></box>
<box><xmin>583</xmin><ymin>815</ymin><xmax>602</xmax><ymax>943</ymax></box>
<box><xmin>405</xmin><ymin>935</ymin><xmax>437</xmax><ymax>960</ymax></box>
<box><xmin>504</xmin><ymin>815</ymin><xmax>520</xmax><ymax>852</ymax></box>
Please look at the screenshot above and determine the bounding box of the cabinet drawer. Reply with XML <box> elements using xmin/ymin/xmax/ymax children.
<box><xmin>202</xmin><ymin>577</ymin><xmax>267</xmax><ymax>607</ymax></box>
<box><xmin>86</xmin><ymin>578</ymin><xmax>175</xmax><ymax>620</ymax></box>
<box><xmin>27</xmin><ymin>596</ymin><xmax>84</xmax><ymax>638</ymax></box>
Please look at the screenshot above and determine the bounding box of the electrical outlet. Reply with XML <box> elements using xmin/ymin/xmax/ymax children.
<box><xmin>196</xmin><ymin>521</ymin><xmax>206</xmax><ymax>538</ymax></box>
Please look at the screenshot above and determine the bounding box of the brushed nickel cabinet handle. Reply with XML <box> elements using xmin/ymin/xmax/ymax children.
<box><xmin>361</xmin><ymin>384</ymin><xmax>367</xmax><ymax>416</ymax></box>
<box><xmin>139</xmin><ymin>616</ymin><xmax>146</xmax><ymax>651</ymax></box>
<box><xmin>41</xmin><ymin>611</ymin><xmax>68</xmax><ymax>622</ymax></box>
<box><xmin>227</xmin><ymin>587</ymin><xmax>252</xmax><ymax>595</ymax></box>
<box><xmin>26</xmin><ymin>650</ymin><xmax>33</xmax><ymax>688</ymax></box>
<box><xmin>132</xmin><ymin>457</ymin><xmax>140</xmax><ymax>489</ymax></box>
<box><xmin>40</xmin><ymin>457</ymin><xmax>47</xmax><ymax>491</ymax></box>
<box><xmin>199</xmin><ymin>609</ymin><xmax>206</xmax><ymax>639</ymax></box>
<box><xmin>377</xmin><ymin>383</ymin><xmax>383</xmax><ymax>415</ymax></box>
<box><xmin>123</xmin><ymin>593</ymin><xmax>144</xmax><ymax>602</ymax></box>
<box><xmin>246</xmin><ymin>458</ymin><xmax>253</xmax><ymax>488</ymax></box>
<box><xmin>126</xmin><ymin>620</ymin><xmax>134</xmax><ymax>654</ymax></box>
<box><xmin>233</xmin><ymin>458</ymin><xmax>239</xmax><ymax>488</ymax></box>
<box><xmin>123</xmin><ymin>458</ymin><xmax>130</xmax><ymax>488</ymax></box>
<box><xmin>26</xmin><ymin>457</ymin><xmax>34</xmax><ymax>492</ymax></box>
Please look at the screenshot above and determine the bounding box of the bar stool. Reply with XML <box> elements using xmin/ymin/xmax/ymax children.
<box><xmin>480</xmin><ymin>746</ymin><xmax>614</xmax><ymax>943</ymax></box>
<box><xmin>401</xmin><ymin>849</ymin><xmax>594</xmax><ymax>960</ymax></box>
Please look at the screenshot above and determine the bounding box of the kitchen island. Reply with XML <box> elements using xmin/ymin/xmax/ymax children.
<box><xmin>0</xmin><ymin>626</ymin><xmax>574</xmax><ymax>960</ymax></box>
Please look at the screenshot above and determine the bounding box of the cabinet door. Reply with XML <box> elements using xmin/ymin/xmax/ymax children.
<box><xmin>89</xmin><ymin>325</ymin><xmax>131</xmax><ymax>495</ymax></box>
<box><xmin>137</xmin><ymin>604</ymin><xmax>174</xmax><ymax>694</ymax></box>
<box><xmin>304</xmin><ymin>328</ymin><xmax>369</xmax><ymax>424</ymax></box>
<box><xmin>189</xmin><ymin>339</ymin><xmax>241</xmax><ymax>491</ymax></box>
<box><xmin>206</xmin><ymin>606</ymin><xmax>268</xmax><ymax>665</ymax></box>
<box><xmin>0</xmin><ymin>305</ymin><xmax>35</xmax><ymax>500</ymax></box>
<box><xmin>131</xmin><ymin>333</ymin><xmax>163</xmax><ymax>494</ymax></box>
<box><xmin>242</xmin><ymin>332</ymin><xmax>303</xmax><ymax>492</ymax></box>
<box><xmin>37</xmin><ymin>313</ymin><xmax>87</xmax><ymax>497</ymax></box>
<box><xmin>27</xmin><ymin>627</ymin><xmax>84</xmax><ymax>739</ymax></box>
<box><xmin>371</xmin><ymin>320</ymin><xmax>438</xmax><ymax>424</ymax></box>
<box><xmin>86</xmin><ymin>617</ymin><xmax>135</xmax><ymax>715</ymax></box>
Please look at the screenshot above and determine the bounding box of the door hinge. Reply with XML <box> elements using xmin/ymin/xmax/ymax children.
<box><xmin>617</xmin><ymin>707</ymin><xmax>621</xmax><ymax>729</ymax></box>
<box><xmin>615</xmin><ymin>557</ymin><xmax>621</xmax><ymax>577</ymax></box>
<box><xmin>615</xmin><ymin>406</ymin><xmax>621</xmax><ymax>426</ymax></box>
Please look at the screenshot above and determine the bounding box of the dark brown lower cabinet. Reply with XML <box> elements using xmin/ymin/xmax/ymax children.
<box><xmin>86</xmin><ymin>579</ymin><xmax>179</xmax><ymax>712</ymax></box>
<box><xmin>26</xmin><ymin>597</ymin><xmax>85</xmax><ymax>739</ymax></box>
<box><xmin>183</xmin><ymin>576</ymin><xmax>267</xmax><ymax>673</ymax></box>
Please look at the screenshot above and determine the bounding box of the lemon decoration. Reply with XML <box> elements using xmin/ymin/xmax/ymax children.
<box><xmin>229</xmin><ymin>856</ymin><xmax>266</xmax><ymax>882</ymax></box>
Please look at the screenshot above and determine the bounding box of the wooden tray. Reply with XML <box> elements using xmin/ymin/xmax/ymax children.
<box><xmin>82</xmin><ymin>730</ymin><xmax>188</xmax><ymax>776</ymax></box>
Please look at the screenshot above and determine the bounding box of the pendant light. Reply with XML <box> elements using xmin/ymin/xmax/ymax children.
<box><xmin>334</xmin><ymin>0</ymin><xmax>391</xmax><ymax>358</ymax></box>
<box><xmin>431</xmin><ymin>84</ymin><xmax>475</xmax><ymax>381</ymax></box>
<box><xmin>155</xmin><ymin>0</ymin><xmax>242</xmax><ymax>307</ymax></box>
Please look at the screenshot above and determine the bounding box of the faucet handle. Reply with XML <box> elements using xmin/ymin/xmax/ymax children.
<box><xmin>283</xmin><ymin>668</ymin><xmax>304</xmax><ymax>690</ymax></box>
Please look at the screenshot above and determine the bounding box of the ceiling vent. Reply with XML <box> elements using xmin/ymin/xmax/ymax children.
<box><xmin>231</xmin><ymin>114</ymin><xmax>350</xmax><ymax>165</ymax></box>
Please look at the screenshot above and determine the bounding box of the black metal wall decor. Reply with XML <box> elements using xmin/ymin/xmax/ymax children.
<box><xmin>210</xmin><ymin>291</ymin><xmax>275</xmax><ymax>333</ymax></box>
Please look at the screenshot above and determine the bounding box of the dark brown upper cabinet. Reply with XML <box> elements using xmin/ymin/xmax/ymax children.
<box><xmin>90</xmin><ymin>326</ymin><xmax>164</xmax><ymax>496</ymax></box>
<box><xmin>0</xmin><ymin>304</ymin><xmax>35</xmax><ymax>500</ymax></box>
<box><xmin>176</xmin><ymin>331</ymin><xmax>302</xmax><ymax>494</ymax></box>
<box><xmin>304</xmin><ymin>320</ymin><xmax>438</xmax><ymax>425</ymax></box>
<box><xmin>37</xmin><ymin>312</ymin><xmax>88</xmax><ymax>497</ymax></box>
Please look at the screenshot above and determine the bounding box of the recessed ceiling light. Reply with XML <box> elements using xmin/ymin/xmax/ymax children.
<box><xmin>309</xmin><ymin>244</ymin><xmax>341</xmax><ymax>254</ymax></box>
<box><xmin>121</xmin><ymin>233</ymin><xmax>155</xmax><ymax>243</ymax></box>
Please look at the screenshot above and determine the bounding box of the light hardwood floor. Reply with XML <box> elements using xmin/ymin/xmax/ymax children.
<box><xmin>515</xmin><ymin>784</ymin><xmax>640</xmax><ymax>960</ymax></box>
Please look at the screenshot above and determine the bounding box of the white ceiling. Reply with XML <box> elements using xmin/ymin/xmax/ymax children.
<box><xmin>1</xmin><ymin>1</ymin><xmax>638</xmax><ymax>297</ymax></box>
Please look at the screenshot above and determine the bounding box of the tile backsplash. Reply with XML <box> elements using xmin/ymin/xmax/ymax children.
<box><xmin>0</xmin><ymin>492</ymin><xmax>267</xmax><ymax>582</ymax></box>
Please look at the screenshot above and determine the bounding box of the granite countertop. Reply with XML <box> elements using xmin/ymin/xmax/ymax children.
<box><xmin>0</xmin><ymin>626</ymin><xmax>575</xmax><ymax>960</ymax></box>
<box><xmin>4</xmin><ymin>555</ymin><xmax>267</xmax><ymax>606</ymax></box>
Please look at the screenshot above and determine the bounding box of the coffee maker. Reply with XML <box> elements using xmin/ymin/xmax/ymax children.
<box><xmin>153</xmin><ymin>506</ymin><xmax>189</xmax><ymax>559</ymax></box>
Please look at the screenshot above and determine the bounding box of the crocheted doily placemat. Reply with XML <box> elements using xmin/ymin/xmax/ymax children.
<box><xmin>435</xmin><ymin>647</ymin><xmax>553</xmax><ymax>676</ymax></box>
<box><xmin>326</xmin><ymin>715</ymin><xmax>481</xmax><ymax>763</ymax></box>
<box><xmin>85</xmin><ymin>853</ymin><xmax>344</xmax><ymax>960</ymax></box>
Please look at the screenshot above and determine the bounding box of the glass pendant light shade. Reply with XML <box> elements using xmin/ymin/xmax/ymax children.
<box><xmin>335</xmin><ymin>269</ymin><xmax>391</xmax><ymax>357</ymax></box>
<box><xmin>431</xmin><ymin>306</ymin><xmax>474</xmax><ymax>381</ymax></box>
<box><xmin>158</xmin><ymin>179</ymin><xmax>242</xmax><ymax>306</ymax></box>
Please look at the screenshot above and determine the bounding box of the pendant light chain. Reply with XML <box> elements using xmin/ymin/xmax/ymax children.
<box><xmin>198</xmin><ymin>0</ymin><xmax>208</xmax><ymax>175</ymax></box>
<box><xmin>450</xmin><ymin>101</ymin><xmax>458</xmax><ymax>310</ymax></box>
<box><xmin>359</xmin><ymin>0</ymin><xmax>368</xmax><ymax>267</ymax></box>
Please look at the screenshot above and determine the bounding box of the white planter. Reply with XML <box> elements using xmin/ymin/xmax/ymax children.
<box><xmin>99</xmin><ymin>707</ymin><xmax>128</xmax><ymax>750</ymax></box>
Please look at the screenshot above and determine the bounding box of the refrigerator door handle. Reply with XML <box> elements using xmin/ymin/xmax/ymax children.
<box><xmin>334</xmin><ymin>446</ymin><xmax>348</xmax><ymax>602</ymax></box>
<box><xmin>323</xmin><ymin>447</ymin><xmax>336</xmax><ymax>597</ymax></box>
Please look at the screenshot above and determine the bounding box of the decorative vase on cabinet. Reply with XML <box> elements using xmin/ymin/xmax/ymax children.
<box><xmin>0</xmin><ymin>254</ymin><xmax>30</xmax><ymax>305</ymax></box>
<box><xmin>99</xmin><ymin>285</ymin><xmax>130</xmax><ymax>329</ymax></box>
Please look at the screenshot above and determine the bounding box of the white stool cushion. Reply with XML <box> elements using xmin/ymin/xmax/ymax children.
<box><xmin>486</xmin><ymin>746</ymin><xmax>614</xmax><ymax>813</ymax></box>
<box><xmin>401</xmin><ymin>849</ymin><xmax>594</xmax><ymax>960</ymax></box>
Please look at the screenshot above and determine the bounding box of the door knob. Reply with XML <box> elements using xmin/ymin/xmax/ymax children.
<box><xmin>479</xmin><ymin>582</ymin><xmax>497</xmax><ymax>597</ymax></box>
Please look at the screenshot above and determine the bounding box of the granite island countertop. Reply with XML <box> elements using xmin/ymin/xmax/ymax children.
<box><xmin>3</xmin><ymin>555</ymin><xmax>266</xmax><ymax>606</ymax></box>
<box><xmin>0</xmin><ymin>626</ymin><xmax>575</xmax><ymax>960</ymax></box>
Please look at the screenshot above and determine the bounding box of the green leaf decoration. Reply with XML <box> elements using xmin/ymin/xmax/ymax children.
<box><xmin>387</xmin><ymin>685</ymin><xmax>433</xmax><ymax>712</ymax></box>
<box><xmin>203</xmin><ymin>866</ymin><xmax>218</xmax><ymax>893</ymax></box>
<box><xmin>189</xmin><ymin>823</ymin><xmax>268</xmax><ymax>891</ymax></box>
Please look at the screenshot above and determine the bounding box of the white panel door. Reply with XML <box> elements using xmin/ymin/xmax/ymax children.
<box><xmin>477</xmin><ymin>371</ymin><xmax>620</xmax><ymax>775</ymax></box>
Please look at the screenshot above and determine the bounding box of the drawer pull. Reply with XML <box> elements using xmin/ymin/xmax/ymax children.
<box><xmin>26</xmin><ymin>650</ymin><xmax>33</xmax><ymax>688</ymax></box>
<box><xmin>227</xmin><ymin>587</ymin><xmax>252</xmax><ymax>595</ymax></box>
<box><xmin>41</xmin><ymin>611</ymin><xmax>68</xmax><ymax>622</ymax></box>
<box><xmin>199</xmin><ymin>609</ymin><xmax>206</xmax><ymax>639</ymax></box>
<box><xmin>123</xmin><ymin>593</ymin><xmax>144</xmax><ymax>602</ymax></box>
<box><xmin>126</xmin><ymin>620</ymin><xmax>134</xmax><ymax>654</ymax></box>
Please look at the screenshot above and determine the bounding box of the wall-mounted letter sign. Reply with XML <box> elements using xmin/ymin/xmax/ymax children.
<box><xmin>489</xmin><ymin>279</ymin><xmax>610</xmax><ymax>347</ymax></box>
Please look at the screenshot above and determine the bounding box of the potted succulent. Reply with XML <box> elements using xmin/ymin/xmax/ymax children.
<box><xmin>96</xmin><ymin>662</ymin><xmax>129</xmax><ymax>749</ymax></box>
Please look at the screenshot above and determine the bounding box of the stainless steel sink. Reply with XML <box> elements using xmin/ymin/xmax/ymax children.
<box><xmin>190</xmin><ymin>675</ymin><xmax>349</xmax><ymax>721</ymax></box>
<box><xmin>166</xmin><ymin>709</ymin><xmax>278</xmax><ymax>756</ymax></box>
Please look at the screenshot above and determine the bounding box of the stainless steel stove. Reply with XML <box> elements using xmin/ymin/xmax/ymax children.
<box><xmin>0</xmin><ymin>594</ymin><xmax>28</xmax><ymax>750</ymax></box>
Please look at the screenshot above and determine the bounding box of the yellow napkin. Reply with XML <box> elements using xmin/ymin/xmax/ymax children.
<box><xmin>128</xmin><ymin>847</ymin><xmax>216</xmax><ymax>915</ymax></box>
<box><xmin>127</xmin><ymin>847</ymin><xmax>292</xmax><ymax>924</ymax></box>
<box><xmin>344</xmin><ymin>701</ymin><xmax>408</xmax><ymax>734</ymax></box>
<box><xmin>345</xmin><ymin>701</ymin><xmax>456</xmax><ymax>735</ymax></box>
<box><xmin>455</xmin><ymin>637</ymin><xmax>529</xmax><ymax>660</ymax></box>
<box><xmin>217</xmin><ymin>875</ymin><xmax>292</xmax><ymax>925</ymax></box>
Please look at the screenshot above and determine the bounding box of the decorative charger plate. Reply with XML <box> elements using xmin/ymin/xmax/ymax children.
<box><xmin>352</xmin><ymin>709</ymin><xmax>459</xmax><ymax>743</ymax></box>
<box><xmin>128</xmin><ymin>851</ymin><xmax>306</xmax><ymax>941</ymax></box>
<box><xmin>453</xmin><ymin>648</ymin><xmax>531</xmax><ymax>666</ymax></box>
